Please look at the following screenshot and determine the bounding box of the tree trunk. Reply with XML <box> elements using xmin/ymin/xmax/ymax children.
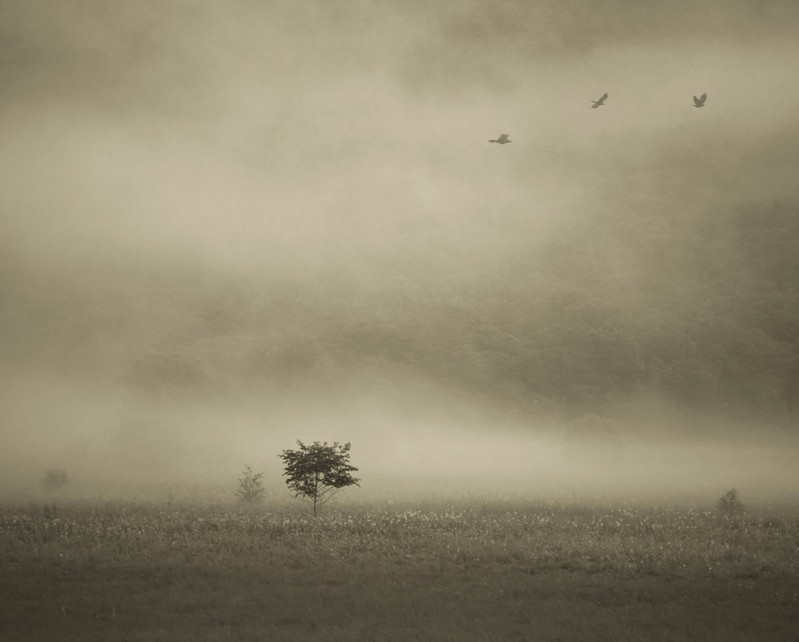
<box><xmin>312</xmin><ymin>475</ymin><xmax>319</xmax><ymax>517</ymax></box>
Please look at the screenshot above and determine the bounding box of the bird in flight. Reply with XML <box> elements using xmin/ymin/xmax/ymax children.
<box><xmin>591</xmin><ymin>93</ymin><xmax>608</xmax><ymax>108</ymax></box>
<box><xmin>489</xmin><ymin>133</ymin><xmax>512</xmax><ymax>144</ymax></box>
<box><xmin>693</xmin><ymin>93</ymin><xmax>708</xmax><ymax>108</ymax></box>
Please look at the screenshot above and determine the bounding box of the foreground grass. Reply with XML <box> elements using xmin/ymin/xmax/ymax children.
<box><xmin>1</xmin><ymin>501</ymin><xmax>797</xmax><ymax>640</ymax></box>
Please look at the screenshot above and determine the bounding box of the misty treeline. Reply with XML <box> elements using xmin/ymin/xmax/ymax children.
<box><xmin>18</xmin><ymin>197</ymin><xmax>794</xmax><ymax>428</ymax></box>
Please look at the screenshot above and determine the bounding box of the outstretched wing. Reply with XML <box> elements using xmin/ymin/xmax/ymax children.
<box><xmin>498</xmin><ymin>133</ymin><xmax>510</xmax><ymax>143</ymax></box>
<box><xmin>699</xmin><ymin>92</ymin><xmax>707</xmax><ymax>104</ymax></box>
<box><xmin>599</xmin><ymin>92</ymin><xmax>608</xmax><ymax>103</ymax></box>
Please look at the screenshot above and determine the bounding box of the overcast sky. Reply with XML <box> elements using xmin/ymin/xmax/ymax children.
<box><xmin>3</xmin><ymin>0</ymin><xmax>798</xmax><ymax>275</ymax></box>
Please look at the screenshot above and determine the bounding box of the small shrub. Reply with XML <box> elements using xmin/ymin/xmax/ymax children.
<box><xmin>236</xmin><ymin>465</ymin><xmax>266</xmax><ymax>504</ymax></box>
<box><xmin>717</xmin><ymin>488</ymin><xmax>744</xmax><ymax>518</ymax></box>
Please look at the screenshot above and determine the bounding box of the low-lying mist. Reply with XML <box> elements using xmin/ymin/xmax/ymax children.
<box><xmin>3</xmin><ymin>365</ymin><xmax>797</xmax><ymax>506</ymax></box>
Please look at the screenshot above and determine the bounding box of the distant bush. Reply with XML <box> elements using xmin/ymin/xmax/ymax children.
<box><xmin>717</xmin><ymin>488</ymin><xmax>744</xmax><ymax>518</ymax></box>
<box><xmin>236</xmin><ymin>465</ymin><xmax>265</xmax><ymax>504</ymax></box>
<box><xmin>42</xmin><ymin>469</ymin><xmax>68</xmax><ymax>492</ymax></box>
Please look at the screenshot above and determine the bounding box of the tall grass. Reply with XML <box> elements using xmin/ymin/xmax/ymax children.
<box><xmin>2</xmin><ymin>500</ymin><xmax>796</xmax><ymax>579</ymax></box>
<box><xmin>2</xmin><ymin>499</ymin><xmax>797</xmax><ymax>640</ymax></box>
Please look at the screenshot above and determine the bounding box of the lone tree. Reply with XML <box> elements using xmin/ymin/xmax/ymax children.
<box><xmin>279</xmin><ymin>441</ymin><xmax>360</xmax><ymax>516</ymax></box>
<box><xmin>236</xmin><ymin>465</ymin><xmax>266</xmax><ymax>504</ymax></box>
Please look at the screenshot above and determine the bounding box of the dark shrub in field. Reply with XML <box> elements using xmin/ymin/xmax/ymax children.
<box><xmin>717</xmin><ymin>488</ymin><xmax>744</xmax><ymax>519</ymax></box>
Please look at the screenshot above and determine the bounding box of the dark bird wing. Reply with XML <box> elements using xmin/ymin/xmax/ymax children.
<box><xmin>498</xmin><ymin>133</ymin><xmax>510</xmax><ymax>143</ymax></box>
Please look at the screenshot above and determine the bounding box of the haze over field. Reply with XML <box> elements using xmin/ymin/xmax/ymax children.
<box><xmin>2</xmin><ymin>0</ymin><xmax>799</xmax><ymax>499</ymax></box>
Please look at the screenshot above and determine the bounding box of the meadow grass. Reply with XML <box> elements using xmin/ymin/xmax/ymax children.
<box><xmin>1</xmin><ymin>499</ymin><xmax>797</xmax><ymax>640</ymax></box>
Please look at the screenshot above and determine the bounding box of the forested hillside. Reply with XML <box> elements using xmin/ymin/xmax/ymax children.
<box><xmin>7</xmin><ymin>197</ymin><xmax>796</xmax><ymax>429</ymax></box>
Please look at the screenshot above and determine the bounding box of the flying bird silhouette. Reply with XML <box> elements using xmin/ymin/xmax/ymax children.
<box><xmin>693</xmin><ymin>93</ymin><xmax>708</xmax><ymax>108</ymax></box>
<box><xmin>591</xmin><ymin>93</ymin><xmax>608</xmax><ymax>108</ymax></box>
<box><xmin>489</xmin><ymin>133</ymin><xmax>511</xmax><ymax>144</ymax></box>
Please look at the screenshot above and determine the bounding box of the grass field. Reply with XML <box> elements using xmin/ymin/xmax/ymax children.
<box><xmin>1</xmin><ymin>500</ymin><xmax>797</xmax><ymax>640</ymax></box>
